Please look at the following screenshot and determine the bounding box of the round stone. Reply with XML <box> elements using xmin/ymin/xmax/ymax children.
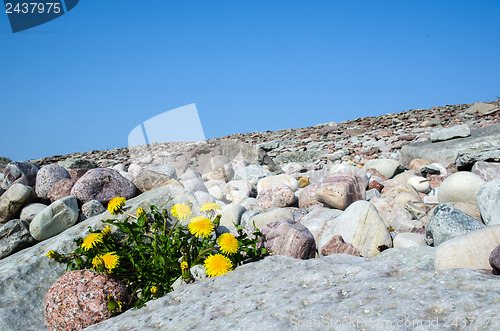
<box><xmin>45</xmin><ymin>269</ymin><xmax>129</xmax><ymax>331</ymax></box>
<box><xmin>438</xmin><ymin>172</ymin><xmax>485</xmax><ymax>205</ymax></box>
<box><xmin>35</xmin><ymin>164</ymin><xmax>71</xmax><ymax>199</ymax></box>
<box><xmin>407</xmin><ymin>176</ymin><xmax>430</xmax><ymax>193</ymax></box>
<box><xmin>489</xmin><ymin>245</ymin><xmax>500</xmax><ymax>274</ymax></box>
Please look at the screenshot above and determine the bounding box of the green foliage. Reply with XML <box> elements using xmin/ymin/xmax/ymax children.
<box><xmin>48</xmin><ymin>202</ymin><xmax>268</xmax><ymax>310</ymax></box>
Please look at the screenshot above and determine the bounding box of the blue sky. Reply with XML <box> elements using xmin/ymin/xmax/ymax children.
<box><xmin>1</xmin><ymin>0</ymin><xmax>499</xmax><ymax>161</ymax></box>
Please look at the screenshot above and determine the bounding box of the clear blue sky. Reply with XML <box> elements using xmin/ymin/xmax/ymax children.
<box><xmin>1</xmin><ymin>0</ymin><xmax>499</xmax><ymax>162</ymax></box>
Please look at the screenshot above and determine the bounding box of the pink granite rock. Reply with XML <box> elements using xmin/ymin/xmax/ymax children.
<box><xmin>47</xmin><ymin>177</ymin><xmax>78</xmax><ymax>203</ymax></box>
<box><xmin>321</xmin><ymin>235</ymin><xmax>360</xmax><ymax>257</ymax></box>
<box><xmin>260</xmin><ymin>219</ymin><xmax>316</xmax><ymax>259</ymax></box>
<box><xmin>35</xmin><ymin>164</ymin><xmax>70</xmax><ymax>199</ymax></box>
<box><xmin>44</xmin><ymin>269</ymin><xmax>129</xmax><ymax>331</ymax></box>
<box><xmin>257</xmin><ymin>183</ymin><xmax>296</xmax><ymax>208</ymax></box>
<box><xmin>298</xmin><ymin>183</ymin><xmax>321</xmax><ymax>209</ymax></box>
<box><xmin>316</xmin><ymin>175</ymin><xmax>366</xmax><ymax>210</ymax></box>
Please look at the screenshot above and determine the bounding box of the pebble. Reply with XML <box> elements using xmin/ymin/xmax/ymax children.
<box><xmin>81</xmin><ymin>200</ymin><xmax>106</xmax><ymax>219</ymax></box>
<box><xmin>437</xmin><ymin>171</ymin><xmax>485</xmax><ymax>205</ymax></box>
<box><xmin>393</xmin><ymin>232</ymin><xmax>427</xmax><ymax>248</ymax></box>
<box><xmin>260</xmin><ymin>219</ymin><xmax>316</xmax><ymax>259</ymax></box>
<box><xmin>320</xmin><ymin>235</ymin><xmax>360</xmax><ymax>256</ymax></box>
<box><xmin>257</xmin><ymin>174</ymin><xmax>299</xmax><ymax>193</ymax></box>
<box><xmin>29</xmin><ymin>196</ymin><xmax>79</xmax><ymax>241</ymax></box>
<box><xmin>363</xmin><ymin>158</ymin><xmax>401</xmax><ymax>179</ymax></box>
<box><xmin>407</xmin><ymin>176</ymin><xmax>430</xmax><ymax>193</ymax></box>
<box><xmin>257</xmin><ymin>183</ymin><xmax>296</xmax><ymax>208</ymax></box>
<box><xmin>316</xmin><ymin>175</ymin><xmax>365</xmax><ymax>210</ymax></box>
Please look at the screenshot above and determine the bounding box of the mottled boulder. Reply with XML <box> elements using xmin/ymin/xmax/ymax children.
<box><xmin>0</xmin><ymin>183</ymin><xmax>37</xmax><ymax>224</ymax></box>
<box><xmin>47</xmin><ymin>177</ymin><xmax>78</xmax><ymax>202</ymax></box>
<box><xmin>371</xmin><ymin>197</ymin><xmax>422</xmax><ymax>232</ymax></box>
<box><xmin>320</xmin><ymin>235</ymin><xmax>360</xmax><ymax>257</ymax></box>
<box><xmin>57</xmin><ymin>158</ymin><xmax>98</xmax><ymax>169</ymax></box>
<box><xmin>71</xmin><ymin>168</ymin><xmax>138</xmax><ymax>204</ymax></box>
<box><xmin>316</xmin><ymin>175</ymin><xmax>365</xmax><ymax>210</ymax></box>
<box><xmin>45</xmin><ymin>269</ymin><xmax>129</xmax><ymax>331</ymax></box>
<box><xmin>35</xmin><ymin>164</ymin><xmax>71</xmax><ymax>199</ymax></box>
<box><xmin>260</xmin><ymin>219</ymin><xmax>316</xmax><ymax>259</ymax></box>
<box><xmin>81</xmin><ymin>200</ymin><xmax>106</xmax><ymax>220</ymax></box>
<box><xmin>0</xmin><ymin>219</ymin><xmax>36</xmax><ymax>259</ymax></box>
<box><xmin>1</xmin><ymin>162</ymin><xmax>39</xmax><ymax>190</ymax></box>
<box><xmin>132</xmin><ymin>170</ymin><xmax>171</xmax><ymax>192</ymax></box>
<box><xmin>297</xmin><ymin>183</ymin><xmax>320</xmax><ymax>209</ymax></box>
<box><xmin>29</xmin><ymin>196</ymin><xmax>79</xmax><ymax>241</ymax></box>
<box><xmin>425</xmin><ymin>204</ymin><xmax>485</xmax><ymax>247</ymax></box>
<box><xmin>257</xmin><ymin>184</ymin><xmax>296</xmax><ymax>208</ymax></box>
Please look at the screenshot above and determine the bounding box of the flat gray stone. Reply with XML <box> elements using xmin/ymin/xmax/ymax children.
<box><xmin>400</xmin><ymin>124</ymin><xmax>500</xmax><ymax>167</ymax></box>
<box><xmin>20</xmin><ymin>203</ymin><xmax>48</xmax><ymax>223</ymax></box>
<box><xmin>371</xmin><ymin>246</ymin><xmax>436</xmax><ymax>270</ymax></box>
<box><xmin>429</xmin><ymin>124</ymin><xmax>470</xmax><ymax>142</ymax></box>
<box><xmin>0</xmin><ymin>219</ymin><xmax>36</xmax><ymax>259</ymax></box>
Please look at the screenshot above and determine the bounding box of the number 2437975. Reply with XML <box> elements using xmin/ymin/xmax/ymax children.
<box><xmin>5</xmin><ymin>2</ymin><xmax>62</xmax><ymax>14</ymax></box>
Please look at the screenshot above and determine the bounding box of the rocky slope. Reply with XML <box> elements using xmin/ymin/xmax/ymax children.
<box><xmin>0</xmin><ymin>100</ymin><xmax>499</xmax><ymax>330</ymax></box>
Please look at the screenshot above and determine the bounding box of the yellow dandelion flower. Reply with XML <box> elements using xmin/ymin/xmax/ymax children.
<box><xmin>108</xmin><ymin>197</ymin><xmax>126</xmax><ymax>214</ymax></box>
<box><xmin>102</xmin><ymin>252</ymin><xmax>120</xmax><ymax>272</ymax></box>
<box><xmin>46</xmin><ymin>250</ymin><xmax>57</xmax><ymax>259</ymax></box>
<box><xmin>200</xmin><ymin>202</ymin><xmax>221</xmax><ymax>212</ymax></box>
<box><xmin>81</xmin><ymin>232</ymin><xmax>103</xmax><ymax>251</ymax></box>
<box><xmin>92</xmin><ymin>255</ymin><xmax>104</xmax><ymax>269</ymax></box>
<box><xmin>137</xmin><ymin>206</ymin><xmax>145</xmax><ymax>217</ymax></box>
<box><xmin>101</xmin><ymin>225</ymin><xmax>112</xmax><ymax>237</ymax></box>
<box><xmin>171</xmin><ymin>204</ymin><xmax>192</xmax><ymax>221</ymax></box>
<box><xmin>204</xmin><ymin>254</ymin><xmax>233</xmax><ymax>277</ymax></box>
<box><xmin>188</xmin><ymin>216</ymin><xmax>214</xmax><ymax>238</ymax></box>
<box><xmin>217</xmin><ymin>233</ymin><xmax>239</xmax><ymax>255</ymax></box>
<box><xmin>180</xmin><ymin>261</ymin><xmax>189</xmax><ymax>270</ymax></box>
<box><xmin>150</xmin><ymin>286</ymin><xmax>158</xmax><ymax>294</ymax></box>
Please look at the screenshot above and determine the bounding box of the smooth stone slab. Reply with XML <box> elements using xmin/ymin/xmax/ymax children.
<box><xmin>429</xmin><ymin>124</ymin><xmax>470</xmax><ymax>142</ymax></box>
<box><xmin>372</xmin><ymin>246</ymin><xmax>436</xmax><ymax>270</ymax></box>
<box><xmin>435</xmin><ymin>225</ymin><xmax>500</xmax><ymax>269</ymax></box>
<box><xmin>29</xmin><ymin>196</ymin><xmax>79</xmax><ymax>241</ymax></box>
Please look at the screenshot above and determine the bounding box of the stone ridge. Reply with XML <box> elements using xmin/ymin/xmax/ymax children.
<box><xmin>28</xmin><ymin>101</ymin><xmax>500</xmax><ymax>168</ymax></box>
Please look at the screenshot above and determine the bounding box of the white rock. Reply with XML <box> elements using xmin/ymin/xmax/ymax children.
<box><xmin>250</xmin><ymin>208</ymin><xmax>294</xmax><ymax>229</ymax></box>
<box><xmin>29</xmin><ymin>196</ymin><xmax>79</xmax><ymax>241</ymax></box>
<box><xmin>363</xmin><ymin>159</ymin><xmax>401</xmax><ymax>179</ymax></box>
<box><xmin>207</xmin><ymin>185</ymin><xmax>224</xmax><ymax>201</ymax></box>
<box><xmin>435</xmin><ymin>225</ymin><xmax>500</xmax><ymax>269</ymax></box>
<box><xmin>257</xmin><ymin>174</ymin><xmax>299</xmax><ymax>193</ymax></box>
<box><xmin>219</xmin><ymin>204</ymin><xmax>246</xmax><ymax>233</ymax></box>
<box><xmin>438</xmin><ymin>171</ymin><xmax>485</xmax><ymax>205</ymax></box>
<box><xmin>407</xmin><ymin>176</ymin><xmax>430</xmax><ymax>193</ymax></box>
<box><xmin>393</xmin><ymin>233</ymin><xmax>427</xmax><ymax>248</ymax></box>
<box><xmin>329</xmin><ymin>163</ymin><xmax>369</xmax><ymax>188</ymax></box>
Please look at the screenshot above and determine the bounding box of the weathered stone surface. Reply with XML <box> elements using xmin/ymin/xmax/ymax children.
<box><xmin>371</xmin><ymin>198</ymin><xmax>422</xmax><ymax>232</ymax></box>
<box><xmin>57</xmin><ymin>158</ymin><xmax>98</xmax><ymax>169</ymax></box>
<box><xmin>329</xmin><ymin>163</ymin><xmax>369</xmax><ymax>188</ymax></box>
<box><xmin>429</xmin><ymin>124</ymin><xmax>470</xmax><ymax>142</ymax></box>
<box><xmin>85</xmin><ymin>254</ymin><xmax>499</xmax><ymax>331</ymax></box>
<box><xmin>145</xmin><ymin>164</ymin><xmax>177</xmax><ymax>179</ymax></box>
<box><xmin>45</xmin><ymin>269</ymin><xmax>129</xmax><ymax>331</ymax></box>
<box><xmin>425</xmin><ymin>204</ymin><xmax>485</xmax><ymax>247</ymax></box>
<box><xmin>179</xmin><ymin>169</ymin><xmax>208</xmax><ymax>194</ymax></box>
<box><xmin>393</xmin><ymin>232</ymin><xmax>426</xmax><ymax>248</ymax></box>
<box><xmin>1</xmin><ymin>162</ymin><xmax>39</xmax><ymax>190</ymax></box>
<box><xmin>71</xmin><ymin>168</ymin><xmax>138</xmax><ymax>204</ymax></box>
<box><xmin>465</xmin><ymin>101</ymin><xmax>497</xmax><ymax>114</ymax></box>
<box><xmin>320</xmin><ymin>235</ymin><xmax>360</xmax><ymax>256</ymax></box>
<box><xmin>20</xmin><ymin>203</ymin><xmax>48</xmax><ymax>222</ymax></box>
<box><xmin>200</xmin><ymin>155</ymin><xmax>234</xmax><ymax>182</ymax></box>
<box><xmin>249</xmin><ymin>208</ymin><xmax>294</xmax><ymax>229</ymax></box>
<box><xmin>372</xmin><ymin>246</ymin><xmax>436</xmax><ymax>270</ymax></box>
<box><xmin>234</xmin><ymin>164</ymin><xmax>273</xmax><ymax>187</ymax></box>
<box><xmin>224</xmin><ymin>180</ymin><xmax>254</xmax><ymax>203</ymax></box>
<box><xmin>47</xmin><ymin>177</ymin><xmax>78</xmax><ymax>203</ymax></box>
<box><xmin>260</xmin><ymin>219</ymin><xmax>316</xmax><ymax>259</ymax></box>
<box><xmin>437</xmin><ymin>171</ymin><xmax>484</xmax><ymax>205</ymax></box>
<box><xmin>297</xmin><ymin>183</ymin><xmax>320</xmax><ymax>209</ymax></box>
<box><xmin>477</xmin><ymin>179</ymin><xmax>500</xmax><ymax>225</ymax></box>
<box><xmin>0</xmin><ymin>183</ymin><xmax>37</xmax><ymax>224</ymax></box>
<box><xmin>363</xmin><ymin>158</ymin><xmax>401</xmax><ymax>179</ymax></box>
<box><xmin>0</xmin><ymin>219</ymin><xmax>36</xmax><ymax>259</ymax></box>
<box><xmin>435</xmin><ymin>225</ymin><xmax>500</xmax><ymax>269</ymax></box>
<box><xmin>29</xmin><ymin>196</ymin><xmax>79</xmax><ymax>241</ymax></box>
<box><xmin>81</xmin><ymin>200</ymin><xmax>106</xmax><ymax>220</ymax></box>
<box><xmin>257</xmin><ymin>184</ymin><xmax>295</xmax><ymax>208</ymax></box>
<box><xmin>401</xmin><ymin>124</ymin><xmax>500</xmax><ymax>167</ymax></box>
<box><xmin>257</xmin><ymin>174</ymin><xmax>299</xmax><ymax>193</ymax></box>
<box><xmin>329</xmin><ymin>200</ymin><xmax>392</xmax><ymax>258</ymax></box>
<box><xmin>35</xmin><ymin>164</ymin><xmax>71</xmax><ymax>200</ymax></box>
<box><xmin>472</xmin><ymin>161</ymin><xmax>500</xmax><ymax>181</ymax></box>
<box><xmin>447</xmin><ymin>201</ymin><xmax>482</xmax><ymax>222</ymax></box>
<box><xmin>316</xmin><ymin>175</ymin><xmax>365</xmax><ymax>210</ymax></box>
<box><xmin>132</xmin><ymin>170</ymin><xmax>171</xmax><ymax>192</ymax></box>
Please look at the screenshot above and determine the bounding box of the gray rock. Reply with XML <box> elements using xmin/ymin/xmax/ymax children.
<box><xmin>372</xmin><ymin>246</ymin><xmax>436</xmax><ymax>270</ymax></box>
<box><xmin>1</xmin><ymin>162</ymin><xmax>39</xmax><ymax>190</ymax></box>
<box><xmin>300</xmin><ymin>207</ymin><xmax>342</xmax><ymax>248</ymax></box>
<box><xmin>35</xmin><ymin>164</ymin><xmax>70</xmax><ymax>199</ymax></box>
<box><xmin>260</xmin><ymin>219</ymin><xmax>316</xmax><ymax>259</ymax></box>
<box><xmin>477</xmin><ymin>179</ymin><xmax>500</xmax><ymax>225</ymax></box>
<box><xmin>425</xmin><ymin>204</ymin><xmax>485</xmax><ymax>246</ymax></box>
<box><xmin>179</xmin><ymin>175</ymin><xmax>208</xmax><ymax>194</ymax></box>
<box><xmin>194</xmin><ymin>191</ymin><xmax>216</xmax><ymax>205</ymax></box>
<box><xmin>57</xmin><ymin>158</ymin><xmax>98</xmax><ymax>169</ymax></box>
<box><xmin>171</xmin><ymin>264</ymin><xmax>208</xmax><ymax>291</ymax></box>
<box><xmin>393</xmin><ymin>232</ymin><xmax>427</xmax><ymax>248</ymax></box>
<box><xmin>490</xmin><ymin>245</ymin><xmax>500</xmax><ymax>274</ymax></box>
<box><xmin>400</xmin><ymin>124</ymin><xmax>500</xmax><ymax>167</ymax></box>
<box><xmin>29</xmin><ymin>196</ymin><xmax>79</xmax><ymax>241</ymax></box>
<box><xmin>465</xmin><ymin>102</ymin><xmax>497</xmax><ymax>114</ymax></box>
<box><xmin>472</xmin><ymin>161</ymin><xmax>500</xmax><ymax>181</ymax></box>
<box><xmin>257</xmin><ymin>183</ymin><xmax>296</xmax><ymax>208</ymax></box>
<box><xmin>145</xmin><ymin>164</ymin><xmax>177</xmax><ymax>179</ymax></box>
<box><xmin>429</xmin><ymin>124</ymin><xmax>470</xmax><ymax>142</ymax></box>
<box><xmin>20</xmin><ymin>203</ymin><xmax>48</xmax><ymax>222</ymax></box>
<box><xmin>365</xmin><ymin>188</ymin><xmax>381</xmax><ymax>200</ymax></box>
<box><xmin>224</xmin><ymin>179</ymin><xmax>254</xmax><ymax>203</ymax></box>
<box><xmin>71</xmin><ymin>168</ymin><xmax>138</xmax><ymax>204</ymax></box>
<box><xmin>200</xmin><ymin>155</ymin><xmax>234</xmax><ymax>182</ymax></box>
<box><xmin>0</xmin><ymin>183</ymin><xmax>37</xmax><ymax>224</ymax></box>
<box><xmin>85</xmin><ymin>255</ymin><xmax>500</xmax><ymax>331</ymax></box>
<box><xmin>234</xmin><ymin>164</ymin><xmax>273</xmax><ymax>187</ymax></box>
<box><xmin>218</xmin><ymin>203</ymin><xmax>246</xmax><ymax>233</ymax></box>
<box><xmin>81</xmin><ymin>200</ymin><xmax>106</xmax><ymax>220</ymax></box>
<box><xmin>250</xmin><ymin>208</ymin><xmax>294</xmax><ymax>229</ymax></box>
<box><xmin>240</xmin><ymin>210</ymin><xmax>260</xmax><ymax>227</ymax></box>
<box><xmin>0</xmin><ymin>219</ymin><xmax>36</xmax><ymax>259</ymax></box>
<box><xmin>132</xmin><ymin>170</ymin><xmax>171</xmax><ymax>192</ymax></box>
<box><xmin>456</xmin><ymin>150</ymin><xmax>500</xmax><ymax>168</ymax></box>
<box><xmin>0</xmin><ymin>185</ymin><xmax>191</xmax><ymax>331</ymax></box>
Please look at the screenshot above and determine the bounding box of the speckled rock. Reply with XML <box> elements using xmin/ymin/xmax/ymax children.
<box><xmin>320</xmin><ymin>235</ymin><xmax>360</xmax><ymax>256</ymax></box>
<box><xmin>257</xmin><ymin>184</ymin><xmax>296</xmax><ymax>208</ymax></box>
<box><xmin>19</xmin><ymin>203</ymin><xmax>48</xmax><ymax>222</ymax></box>
<box><xmin>372</xmin><ymin>246</ymin><xmax>436</xmax><ymax>270</ymax></box>
<box><xmin>438</xmin><ymin>171</ymin><xmax>485</xmax><ymax>205</ymax></box>
<box><xmin>81</xmin><ymin>200</ymin><xmax>106</xmax><ymax>220</ymax></box>
<box><xmin>0</xmin><ymin>183</ymin><xmax>37</xmax><ymax>224</ymax></box>
<box><xmin>435</xmin><ymin>225</ymin><xmax>500</xmax><ymax>269</ymax></box>
<box><xmin>316</xmin><ymin>175</ymin><xmax>365</xmax><ymax>210</ymax></box>
<box><xmin>29</xmin><ymin>196</ymin><xmax>79</xmax><ymax>241</ymax></box>
<box><xmin>425</xmin><ymin>204</ymin><xmax>485</xmax><ymax>247</ymax></box>
<box><xmin>57</xmin><ymin>158</ymin><xmax>98</xmax><ymax>169</ymax></box>
<box><xmin>298</xmin><ymin>177</ymin><xmax>309</xmax><ymax>188</ymax></box>
<box><xmin>371</xmin><ymin>198</ymin><xmax>423</xmax><ymax>232</ymax></box>
<box><xmin>71</xmin><ymin>168</ymin><xmax>138</xmax><ymax>204</ymax></box>
<box><xmin>477</xmin><ymin>179</ymin><xmax>500</xmax><ymax>225</ymax></box>
<box><xmin>44</xmin><ymin>269</ymin><xmax>129</xmax><ymax>331</ymax></box>
<box><xmin>0</xmin><ymin>219</ymin><xmax>36</xmax><ymax>259</ymax></box>
<box><xmin>35</xmin><ymin>164</ymin><xmax>71</xmax><ymax>199</ymax></box>
<box><xmin>1</xmin><ymin>162</ymin><xmax>39</xmax><ymax>190</ymax></box>
<box><xmin>132</xmin><ymin>170</ymin><xmax>171</xmax><ymax>192</ymax></box>
<box><xmin>297</xmin><ymin>183</ymin><xmax>321</xmax><ymax>209</ymax></box>
<box><xmin>47</xmin><ymin>177</ymin><xmax>78</xmax><ymax>203</ymax></box>
<box><xmin>260</xmin><ymin>219</ymin><xmax>316</xmax><ymax>259</ymax></box>
<box><xmin>490</xmin><ymin>245</ymin><xmax>500</xmax><ymax>274</ymax></box>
